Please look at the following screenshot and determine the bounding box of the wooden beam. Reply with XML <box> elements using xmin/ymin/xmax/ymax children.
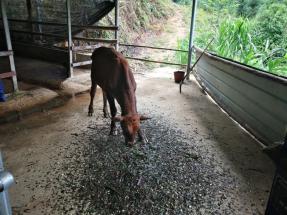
<box><xmin>5</xmin><ymin>19</ymin><xmax>118</xmax><ymax>31</ymax></box>
<box><xmin>72</xmin><ymin>44</ymin><xmax>99</xmax><ymax>51</ymax></box>
<box><xmin>125</xmin><ymin>56</ymin><xmax>187</xmax><ymax>67</ymax></box>
<box><xmin>0</xmin><ymin>51</ymin><xmax>13</xmax><ymax>57</ymax></box>
<box><xmin>72</xmin><ymin>36</ymin><xmax>117</xmax><ymax>44</ymax></box>
<box><xmin>4</xmin><ymin>29</ymin><xmax>118</xmax><ymax>44</ymax></box>
<box><xmin>71</xmin><ymin>25</ymin><xmax>118</xmax><ymax>31</ymax></box>
<box><xmin>119</xmin><ymin>43</ymin><xmax>188</xmax><ymax>53</ymax></box>
<box><xmin>0</xmin><ymin>72</ymin><xmax>16</xmax><ymax>79</ymax></box>
<box><xmin>72</xmin><ymin>60</ymin><xmax>92</xmax><ymax>67</ymax></box>
<box><xmin>7</xmin><ymin>29</ymin><xmax>66</xmax><ymax>39</ymax></box>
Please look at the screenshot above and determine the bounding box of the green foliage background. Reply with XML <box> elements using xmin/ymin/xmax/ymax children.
<box><xmin>176</xmin><ymin>0</ymin><xmax>287</xmax><ymax>77</ymax></box>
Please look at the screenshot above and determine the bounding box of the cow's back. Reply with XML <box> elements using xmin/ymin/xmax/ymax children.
<box><xmin>91</xmin><ymin>47</ymin><xmax>136</xmax><ymax>94</ymax></box>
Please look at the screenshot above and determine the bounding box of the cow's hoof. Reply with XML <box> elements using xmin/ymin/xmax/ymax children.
<box><xmin>109</xmin><ymin>130</ymin><xmax>118</xmax><ymax>136</ymax></box>
<box><xmin>103</xmin><ymin>112</ymin><xmax>110</xmax><ymax>118</ymax></box>
<box><xmin>88</xmin><ymin>106</ymin><xmax>94</xmax><ymax>116</ymax></box>
<box><xmin>126</xmin><ymin>142</ymin><xmax>135</xmax><ymax>147</ymax></box>
<box><xmin>138</xmin><ymin>134</ymin><xmax>148</xmax><ymax>144</ymax></box>
<box><xmin>142</xmin><ymin>137</ymin><xmax>149</xmax><ymax>144</ymax></box>
<box><xmin>140</xmin><ymin>137</ymin><xmax>149</xmax><ymax>144</ymax></box>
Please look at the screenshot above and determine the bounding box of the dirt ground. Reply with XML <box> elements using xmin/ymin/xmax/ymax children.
<box><xmin>0</xmin><ymin>67</ymin><xmax>275</xmax><ymax>214</ymax></box>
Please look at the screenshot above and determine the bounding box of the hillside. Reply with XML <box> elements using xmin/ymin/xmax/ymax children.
<box><xmin>117</xmin><ymin>0</ymin><xmax>287</xmax><ymax>77</ymax></box>
<box><xmin>97</xmin><ymin>0</ymin><xmax>189</xmax><ymax>72</ymax></box>
<box><xmin>119</xmin><ymin>0</ymin><xmax>174</xmax><ymax>43</ymax></box>
<box><xmin>98</xmin><ymin>0</ymin><xmax>175</xmax><ymax>43</ymax></box>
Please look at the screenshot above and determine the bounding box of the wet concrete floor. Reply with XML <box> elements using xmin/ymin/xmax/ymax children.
<box><xmin>0</xmin><ymin>69</ymin><xmax>275</xmax><ymax>214</ymax></box>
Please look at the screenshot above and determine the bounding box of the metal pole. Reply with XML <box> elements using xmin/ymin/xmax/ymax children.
<box><xmin>35</xmin><ymin>0</ymin><xmax>43</xmax><ymax>41</ymax></box>
<box><xmin>0</xmin><ymin>152</ymin><xmax>14</xmax><ymax>215</ymax></box>
<box><xmin>26</xmin><ymin>0</ymin><xmax>33</xmax><ymax>39</ymax></box>
<box><xmin>1</xmin><ymin>0</ymin><xmax>18</xmax><ymax>91</ymax></box>
<box><xmin>186</xmin><ymin>0</ymin><xmax>197</xmax><ymax>80</ymax></box>
<box><xmin>66</xmin><ymin>0</ymin><xmax>73</xmax><ymax>77</ymax></box>
<box><xmin>115</xmin><ymin>0</ymin><xmax>119</xmax><ymax>51</ymax></box>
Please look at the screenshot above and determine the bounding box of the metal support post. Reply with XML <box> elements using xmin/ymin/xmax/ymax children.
<box><xmin>0</xmin><ymin>152</ymin><xmax>14</xmax><ymax>215</ymax></box>
<box><xmin>1</xmin><ymin>0</ymin><xmax>18</xmax><ymax>91</ymax></box>
<box><xmin>26</xmin><ymin>0</ymin><xmax>33</xmax><ymax>39</ymax></box>
<box><xmin>114</xmin><ymin>0</ymin><xmax>119</xmax><ymax>51</ymax></box>
<box><xmin>35</xmin><ymin>0</ymin><xmax>43</xmax><ymax>35</ymax></box>
<box><xmin>186</xmin><ymin>0</ymin><xmax>197</xmax><ymax>81</ymax></box>
<box><xmin>66</xmin><ymin>0</ymin><xmax>73</xmax><ymax>77</ymax></box>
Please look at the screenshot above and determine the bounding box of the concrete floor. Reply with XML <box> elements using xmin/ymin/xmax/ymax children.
<box><xmin>0</xmin><ymin>67</ymin><xmax>275</xmax><ymax>214</ymax></box>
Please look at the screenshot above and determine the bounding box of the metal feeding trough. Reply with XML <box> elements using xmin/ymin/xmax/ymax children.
<box><xmin>264</xmin><ymin>133</ymin><xmax>287</xmax><ymax>215</ymax></box>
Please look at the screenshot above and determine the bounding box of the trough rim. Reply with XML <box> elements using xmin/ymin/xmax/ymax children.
<box><xmin>194</xmin><ymin>47</ymin><xmax>287</xmax><ymax>86</ymax></box>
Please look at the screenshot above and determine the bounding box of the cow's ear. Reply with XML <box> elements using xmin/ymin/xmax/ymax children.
<box><xmin>140</xmin><ymin>115</ymin><xmax>151</xmax><ymax>121</ymax></box>
<box><xmin>112</xmin><ymin>116</ymin><xmax>123</xmax><ymax>122</ymax></box>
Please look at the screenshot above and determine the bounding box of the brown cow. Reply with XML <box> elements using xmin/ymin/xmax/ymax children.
<box><xmin>88</xmin><ymin>46</ymin><xmax>149</xmax><ymax>145</ymax></box>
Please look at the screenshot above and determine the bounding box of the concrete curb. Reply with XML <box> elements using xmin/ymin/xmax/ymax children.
<box><xmin>0</xmin><ymin>81</ymin><xmax>90</xmax><ymax>125</ymax></box>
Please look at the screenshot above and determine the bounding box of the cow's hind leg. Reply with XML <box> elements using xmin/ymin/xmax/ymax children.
<box><xmin>88</xmin><ymin>84</ymin><xmax>97</xmax><ymax>116</ymax></box>
<box><xmin>102</xmin><ymin>91</ymin><xmax>109</xmax><ymax>118</ymax></box>
<box><xmin>107</xmin><ymin>93</ymin><xmax>117</xmax><ymax>135</ymax></box>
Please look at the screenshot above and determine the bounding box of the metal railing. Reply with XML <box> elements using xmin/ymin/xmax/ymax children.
<box><xmin>120</xmin><ymin>43</ymin><xmax>188</xmax><ymax>53</ymax></box>
<box><xmin>1</xmin><ymin>0</ymin><xmax>188</xmax><ymax>72</ymax></box>
<box><xmin>120</xmin><ymin>43</ymin><xmax>188</xmax><ymax>67</ymax></box>
<box><xmin>0</xmin><ymin>0</ymin><xmax>119</xmax><ymax>77</ymax></box>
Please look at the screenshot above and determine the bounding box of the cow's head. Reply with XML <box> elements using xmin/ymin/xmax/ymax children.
<box><xmin>113</xmin><ymin>114</ymin><xmax>150</xmax><ymax>145</ymax></box>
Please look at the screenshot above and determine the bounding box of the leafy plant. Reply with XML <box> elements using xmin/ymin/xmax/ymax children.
<box><xmin>237</xmin><ymin>0</ymin><xmax>266</xmax><ymax>17</ymax></box>
<box><xmin>258</xmin><ymin>41</ymin><xmax>287</xmax><ymax>76</ymax></box>
<box><xmin>173</xmin><ymin>0</ymin><xmax>191</xmax><ymax>5</ymax></box>
<box><xmin>214</xmin><ymin>18</ymin><xmax>257</xmax><ymax>65</ymax></box>
<box><xmin>253</xmin><ymin>2</ymin><xmax>287</xmax><ymax>50</ymax></box>
<box><xmin>176</xmin><ymin>37</ymin><xmax>189</xmax><ymax>65</ymax></box>
<box><xmin>176</xmin><ymin>10</ymin><xmax>287</xmax><ymax>77</ymax></box>
<box><xmin>199</xmin><ymin>0</ymin><xmax>239</xmax><ymax>15</ymax></box>
<box><xmin>213</xmin><ymin>18</ymin><xmax>287</xmax><ymax>76</ymax></box>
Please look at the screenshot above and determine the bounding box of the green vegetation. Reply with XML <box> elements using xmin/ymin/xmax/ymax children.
<box><xmin>172</xmin><ymin>0</ymin><xmax>191</xmax><ymax>5</ymax></box>
<box><xmin>176</xmin><ymin>0</ymin><xmax>287</xmax><ymax>77</ymax></box>
<box><xmin>119</xmin><ymin>0</ymin><xmax>172</xmax><ymax>43</ymax></box>
<box><xmin>176</xmin><ymin>37</ymin><xmax>189</xmax><ymax>65</ymax></box>
<box><xmin>98</xmin><ymin>0</ymin><xmax>172</xmax><ymax>43</ymax></box>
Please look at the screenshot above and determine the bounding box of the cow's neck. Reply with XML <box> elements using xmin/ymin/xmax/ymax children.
<box><xmin>117</xmin><ymin>90</ymin><xmax>137</xmax><ymax>116</ymax></box>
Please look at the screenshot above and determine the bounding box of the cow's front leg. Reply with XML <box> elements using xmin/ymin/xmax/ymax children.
<box><xmin>138</xmin><ymin>129</ymin><xmax>148</xmax><ymax>144</ymax></box>
<box><xmin>107</xmin><ymin>94</ymin><xmax>117</xmax><ymax>135</ymax></box>
<box><xmin>88</xmin><ymin>84</ymin><xmax>97</xmax><ymax>116</ymax></box>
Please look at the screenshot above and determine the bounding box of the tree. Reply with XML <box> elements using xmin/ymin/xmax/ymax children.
<box><xmin>237</xmin><ymin>0</ymin><xmax>266</xmax><ymax>17</ymax></box>
<box><xmin>253</xmin><ymin>2</ymin><xmax>287</xmax><ymax>49</ymax></box>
